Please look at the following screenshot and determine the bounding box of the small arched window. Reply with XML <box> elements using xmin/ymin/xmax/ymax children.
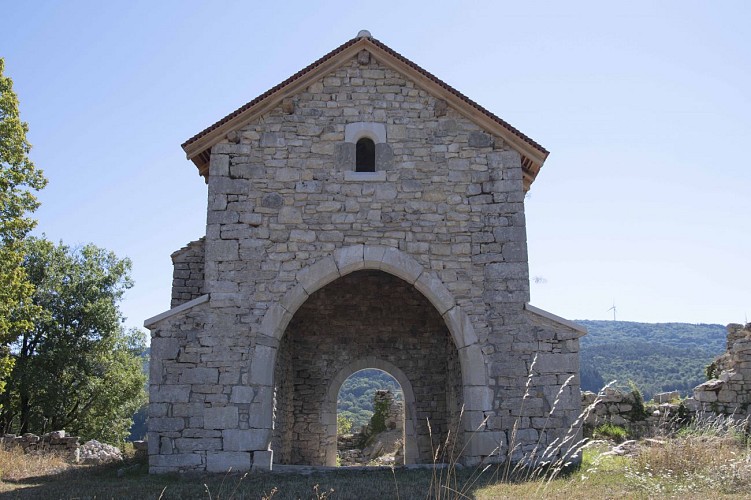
<box><xmin>355</xmin><ymin>138</ymin><xmax>376</xmax><ymax>172</ymax></box>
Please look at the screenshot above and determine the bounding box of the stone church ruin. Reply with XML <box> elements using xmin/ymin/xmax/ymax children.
<box><xmin>145</xmin><ymin>31</ymin><xmax>586</xmax><ymax>473</ymax></box>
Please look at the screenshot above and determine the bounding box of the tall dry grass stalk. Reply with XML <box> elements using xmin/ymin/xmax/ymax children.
<box><xmin>424</xmin><ymin>356</ymin><xmax>624</xmax><ymax>498</ymax></box>
<box><xmin>624</xmin><ymin>413</ymin><xmax>751</xmax><ymax>495</ymax></box>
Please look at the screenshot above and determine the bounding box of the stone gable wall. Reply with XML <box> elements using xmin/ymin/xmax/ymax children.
<box><xmin>147</xmin><ymin>51</ymin><xmax>581</xmax><ymax>473</ymax></box>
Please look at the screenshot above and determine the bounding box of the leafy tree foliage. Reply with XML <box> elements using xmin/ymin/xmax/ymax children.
<box><xmin>0</xmin><ymin>238</ymin><xmax>147</xmax><ymax>443</ymax></box>
<box><xmin>0</xmin><ymin>58</ymin><xmax>47</xmax><ymax>397</ymax></box>
<box><xmin>578</xmin><ymin>320</ymin><xmax>726</xmax><ymax>400</ymax></box>
<box><xmin>337</xmin><ymin>369</ymin><xmax>402</xmax><ymax>430</ymax></box>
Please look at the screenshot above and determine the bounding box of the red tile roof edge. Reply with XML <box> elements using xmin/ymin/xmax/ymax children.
<box><xmin>181</xmin><ymin>35</ymin><xmax>548</xmax><ymax>157</ymax></box>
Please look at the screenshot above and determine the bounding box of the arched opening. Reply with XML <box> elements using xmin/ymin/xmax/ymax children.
<box><xmin>271</xmin><ymin>270</ymin><xmax>463</xmax><ymax>466</ymax></box>
<box><xmin>355</xmin><ymin>137</ymin><xmax>375</xmax><ymax>172</ymax></box>
<box><xmin>336</xmin><ymin>368</ymin><xmax>405</xmax><ymax>466</ymax></box>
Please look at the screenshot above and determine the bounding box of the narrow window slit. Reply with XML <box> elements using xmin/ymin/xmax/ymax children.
<box><xmin>355</xmin><ymin>138</ymin><xmax>376</xmax><ymax>172</ymax></box>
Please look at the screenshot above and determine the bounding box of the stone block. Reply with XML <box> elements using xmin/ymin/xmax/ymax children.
<box><xmin>279</xmin><ymin>283</ymin><xmax>310</xmax><ymax>315</ymax></box>
<box><xmin>335</xmin><ymin>143</ymin><xmax>355</xmax><ymax>169</ymax></box>
<box><xmin>278</xmin><ymin>206</ymin><xmax>302</xmax><ymax>224</ymax></box>
<box><xmin>375</xmin><ymin>143</ymin><xmax>394</xmax><ymax>170</ymax></box>
<box><xmin>179</xmin><ymin>367</ymin><xmax>219</xmax><ymax>385</ymax></box>
<box><xmin>249</xmin><ymin>345</ymin><xmax>277</xmax><ymax>386</ymax></box>
<box><xmin>380</xmin><ymin>247</ymin><xmax>423</xmax><ymax>284</ymax></box>
<box><xmin>258</xmin><ymin>303</ymin><xmax>292</xmax><ymax>340</ymax></box>
<box><xmin>468</xmin><ymin>132</ymin><xmax>493</xmax><ymax>148</ymax></box>
<box><xmin>206</xmin><ymin>240</ymin><xmax>238</xmax><ymax>262</ymax></box>
<box><xmin>148</xmin><ymin>417</ymin><xmax>185</xmax><ymax>432</ymax></box>
<box><xmin>209</xmin><ymin>154</ymin><xmax>229</xmax><ymax>176</ymax></box>
<box><xmin>414</xmin><ymin>272</ymin><xmax>455</xmax><ymax>314</ymax></box>
<box><xmin>334</xmin><ymin>245</ymin><xmax>364</xmax><ymax>275</ymax></box>
<box><xmin>466</xmin><ymin>431</ymin><xmax>505</xmax><ymax>457</ymax></box>
<box><xmin>150</xmin><ymin>385</ymin><xmax>191</xmax><ymax>403</ymax></box>
<box><xmin>289</xmin><ymin>229</ymin><xmax>316</xmax><ymax>243</ymax></box>
<box><xmin>535</xmin><ymin>353</ymin><xmax>578</xmax><ymax>374</ymax></box>
<box><xmin>443</xmin><ymin>306</ymin><xmax>478</xmax><ymax>348</ymax></box>
<box><xmin>206</xmin><ymin>451</ymin><xmax>251</xmax><ymax>473</ymax></box>
<box><xmin>204</xmin><ymin>406</ymin><xmax>239</xmax><ymax>430</ymax></box>
<box><xmin>296</xmin><ymin>256</ymin><xmax>340</xmax><ymax>294</ymax></box>
<box><xmin>465</xmin><ymin>386</ymin><xmax>494</xmax><ymax>412</ymax></box>
<box><xmin>175</xmin><ymin>437</ymin><xmax>222</xmax><ymax>452</ymax></box>
<box><xmin>459</xmin><ymin>344</ymin><xmax>486</xmax><ymax>385</ymax></box>
<box><xmin>252</xmin><ymin>450</ymin><xmax>274</xmax><ymax>471</ymax></box>
<box><xmin>230</xmin><ymin>386</ymin><xmax>255</xmax><ymax>404</ymax></box>
<box><xmin>223</xmin><ymin>429</ymin><xmax>270</xmax><ymax>451</ymax></box>
<box><xmin>150</xmin><ymin>453</ymin><xmax>203</xmax><ymax>468</ymax></box>
<box><xmin>151</xmin><ymin>338</ymin><xmax>180</xmax><ymax>362</ymax></box>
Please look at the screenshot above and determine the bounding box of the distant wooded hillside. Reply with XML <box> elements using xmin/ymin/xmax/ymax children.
<box><xmin>578</xmin><ymin>320</ymin><xmax>727</xmax><ymax>400</ymax></box>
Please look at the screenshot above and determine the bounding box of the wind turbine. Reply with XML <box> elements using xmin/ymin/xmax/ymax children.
<box><xmin>607</xmin><ymin>301</ymin><xmax>617</xmax><ymax>321</ymax></box>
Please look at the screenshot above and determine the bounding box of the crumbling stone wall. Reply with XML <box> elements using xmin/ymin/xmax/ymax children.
<box><xmin>374</xmin><ymin>390</ymin><xmax>404</xmax><ymax>432</ymax></box>
<box><xmin>170</xmin><ymin>238</ymin><xmax>205</xmax><ymax>308</ymax></box>
<box><xmin>690</xmin><ymin>323</ymin><xmax>751</xmax><ymax>416</ymax></box>
<box><xmin>582</xmin><ymin>324</ymin><xmax>751</xmax><ymax>439</ymax></box>
<box><xmin>1</xmin><ymin>430</ymin><xmax>79</xmax><ymax>457</ymax></box>
<box><xmin>146</xmin><ymin>45</ymin><xmax>583</xmax><ymax>473</ymax></box>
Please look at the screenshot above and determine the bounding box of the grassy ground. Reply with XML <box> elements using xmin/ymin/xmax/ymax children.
<box><xmin>1</xmin><ymin>432</ymin><xmax>750</xmax><ymax>499</ymax></box>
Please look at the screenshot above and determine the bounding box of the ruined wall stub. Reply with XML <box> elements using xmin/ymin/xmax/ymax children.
<box><xmin>145</xmin><ymin>32</ymin><xmax>585</xmax><ymax>473</ymax></box>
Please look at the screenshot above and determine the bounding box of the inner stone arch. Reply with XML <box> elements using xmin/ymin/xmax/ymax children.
<box><xmin>271</xmin><ymin>270</ymin><xmax>463</xmax><ymax>465</ymax></box>
<box><xmin>325</xmin><ymin>359</ymin><xmax>417</xmax><ymax>466</ymax></box>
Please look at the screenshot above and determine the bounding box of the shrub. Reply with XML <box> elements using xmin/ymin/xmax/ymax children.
<box><xmin>593</xmin><ymin>423</ymin><xmax>628</xmax><ymax>443</ymax></box>
<box><xmin>337</xmin><ymin>414</ymin><xmax>353</xmax><ymax>435</ymax></box>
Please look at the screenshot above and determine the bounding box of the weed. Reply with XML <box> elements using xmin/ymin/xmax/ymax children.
<box><xmin>593</xmin><ymin>423</ymin><xmax>628</xmax><ymax>443</ymax></box>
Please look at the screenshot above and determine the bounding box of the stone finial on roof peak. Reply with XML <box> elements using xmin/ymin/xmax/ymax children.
<box><xmin>357</xmin><ymin>30</ymin><xmax>372</xmax><ymax>39</ymax></box>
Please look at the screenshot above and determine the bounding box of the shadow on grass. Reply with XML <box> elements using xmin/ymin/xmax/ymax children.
<box><xmin>0</xmin><ymin>458</ymin><xmax>545</xmax><ymax>500</ymax></box>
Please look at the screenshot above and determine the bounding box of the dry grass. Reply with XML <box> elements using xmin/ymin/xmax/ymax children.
<box><xmin>0</xmin><ymin>447</ymin><xmax>71</xmax><ymax>482</ymax></box>
<box><xmin>0</xmin><ymin>440</ymin><xmax>750</xmax><ymax>499</ymax></box>
<box><xmin>1</xmin><ymin>414</ymin><xmax>749</xmax><ymax>499</ymax></box>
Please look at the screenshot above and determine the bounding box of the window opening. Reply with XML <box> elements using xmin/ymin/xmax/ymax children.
<box><xmin>355</xmin><ymin>138</ymin><xmax>376</xmax><ymax>172</ymax></box>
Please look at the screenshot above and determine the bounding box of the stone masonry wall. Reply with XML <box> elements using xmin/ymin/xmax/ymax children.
<box><xmin>170</xmin><ymin>238</ymin><xmax>205</xmax><ymax>308</ymax></box>
<box><xmin>147</xmin><ymin>49</ymin><xmax>582</xmax><ymax>472</ymax></box>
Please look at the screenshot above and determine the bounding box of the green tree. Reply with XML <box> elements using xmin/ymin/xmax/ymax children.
<box><xmin>0</xmin><ymin>58</ymin><xmax>47</xmax><ymax>398</ymax></box>
<box><xmin>0</xmin><ymin>238</ymin><xmax>147</xmax><ymax>443</ymax></box>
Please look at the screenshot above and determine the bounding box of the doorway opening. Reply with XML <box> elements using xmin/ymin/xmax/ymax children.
<box><xmin>337</xmin><ymin>368</ymin><xmax>404</xmax><ymax>466</ymax></box>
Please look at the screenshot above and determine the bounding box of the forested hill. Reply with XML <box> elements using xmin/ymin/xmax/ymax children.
<box><xmin>578</xmin><ymin>320</ymin><xmax>727</xmax><ymax>400</ymax></box>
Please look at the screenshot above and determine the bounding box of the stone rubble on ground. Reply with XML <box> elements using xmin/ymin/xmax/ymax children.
<box><xmin>78</xmin><ymin>439</ymin><xmax>123</xmax><ymax>464</ymax></box>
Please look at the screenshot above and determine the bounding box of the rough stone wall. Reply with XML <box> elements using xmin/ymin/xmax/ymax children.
<box><xmin>1</xmin><ymin>430</ymin><xmax>79</xmax><ymax>456</ymax></box>
<box><xmin>273</xmin><ymin>271</ymin><xmax>460</xmax><ymax>465</ymax></box>
<box><xmin>147</xmin><ymin>50</ymin><xmax>581</xmax><ymax>472</ymax></box>
<box><xmin>690</xmin><ymin>323</ymin><xmax>751</xmax><ymax>416</ymax></box>
<box><xmin>170</xmin><ymin>238</ymin><xmax>205</xmax><ymax>308</ymax></box>
<box><xmin>374</xmin><ymin>390</ymin><xmax>404</xmax><ymax>432</ymax></box>
<box><xmin>581</xmin><ymin>324</ymin><xmax>751</xmax><ymax>439</ymax></box>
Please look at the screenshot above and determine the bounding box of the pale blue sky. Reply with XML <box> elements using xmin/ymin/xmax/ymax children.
<box><xmin>2</xmin><ymin>1</ymin><xmax>749</xmax><ymax>330</ymax></box>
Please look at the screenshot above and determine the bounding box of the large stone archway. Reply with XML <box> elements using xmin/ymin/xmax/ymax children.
<box><xmin>250</xmin><ymin>245</ymin><xmax>491</xmax><ymax>466</ymax></box>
